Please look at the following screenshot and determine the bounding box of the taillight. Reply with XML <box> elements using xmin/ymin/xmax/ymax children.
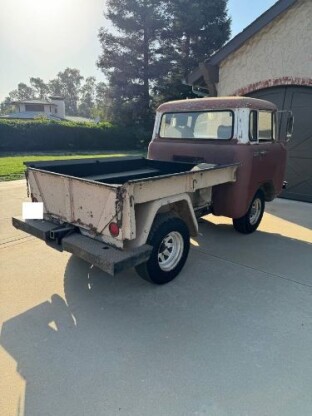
<box><xmin>109</xmin><ymin>222</ymin><xmax>119</xmax><ymax>237</ymax></box>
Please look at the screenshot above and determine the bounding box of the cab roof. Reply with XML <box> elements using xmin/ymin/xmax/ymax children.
<box><xmin>157</xmin><ymin>96</ymin><xmax>276</xmax><ymax>113</ymax></box>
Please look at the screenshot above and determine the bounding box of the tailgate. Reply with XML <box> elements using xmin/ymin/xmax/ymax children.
<box><xmin>27</xmin><ymin>168</ymin><xmax>125</xmax><ymax>247</ymax></box>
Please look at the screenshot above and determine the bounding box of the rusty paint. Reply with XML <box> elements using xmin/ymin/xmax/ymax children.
<box><xmin>30</xmin><ymin>193</ymin><xmax>38</xmax><ymax>202</ymax></box>
<box><xmin>88</xmin><ymin>223</ymin><xmax>98</xmax><ymax>234</ymax></box>
<box><xmin>157</xmin><ymin>96</ymin><xmax>276</xmax><ymax>113</ymax></box>
<box><xmin>25</xmin><ymin>169</ymin><xmax>30</xmax><ymax>197</ymax></box>
<box><xmin>74</xmin><ymin>217</ymin><xmax>98</xmax><ymax>234</ymax></box>
<box><xmin>115</xmin><ymin>186</ymin><xmax>127</xmax><ymax>228</ymax></box>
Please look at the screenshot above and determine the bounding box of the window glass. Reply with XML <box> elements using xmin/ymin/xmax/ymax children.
<box><xmin>160</xmin><ymin>111</ymin><xmax>233</xmax><ymax>140</ymax></box>
<box><xmin>249</xmin><ymin>110</ymin><xmax>257</xmax><ymax>141</ymax></box>
<box><xmin>259</xmin><ymin>111</ymin><xmax>273</xmax><ymax>141</ymax></box>
<box><xmin>272</xmin><ymin>112</ymin><xmax>276</xmax><ymax>140</ymax></box>
<box><xmin>25</xmin><ymin>104</ymin><xmax>45</xmax><ymax>112</ymax></box>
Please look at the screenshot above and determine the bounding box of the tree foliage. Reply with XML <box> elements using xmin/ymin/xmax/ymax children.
<box><xmin>92</xmin><ymin>82</ymin><xmax>112</xmax><ymax>121</ymax></box>
<box><xmin>0</xmin><ymin>69</ymin><xmax>109</xmax><ymax>119</ymax></box>
<box><xmin>156</xmin><ymin>0</ymin><xmax>231</xmax><ymax>103</ymax></box>
<box><xmin>55</xmin><ymin>68</ymin><xmax>84</xmax><ymax>115</ymax></box>
<box><xmin>30</xmin><ymin>77</ymin><xmax>50</xmax><ymax>99</ymax></box>
<box><xmin>9</xmin><ymin>83</ymin><xmax>35</xmax><ymax>101</ymax></box>
<box><xmin>79</xmin><ymin>76</ymin><xmax>96</xmax><ymax>118</ymax></box>
<box><xmin>168</xmin><ymin>0</ymin><xmax>231</xmax><ymax>76</ymax></box>
<box><xmin>97</xmin><ymin>0</ymin><xmax>231</xmax><ymax>126</ymax></box>
<box><xmin>1</xmin><ymin>1</ymin><xmax>231</xmax><ymax>127</ymax></box>
<box><xmin>97</xmin><ymin>0</ymin><xmax>172</xmax><ymax>127</ymax></box>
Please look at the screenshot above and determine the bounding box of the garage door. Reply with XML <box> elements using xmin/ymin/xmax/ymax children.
<box><xmin>248</xmin><ymin>86</ymin><xmax>312</xmax><ymax>203</ymax></box>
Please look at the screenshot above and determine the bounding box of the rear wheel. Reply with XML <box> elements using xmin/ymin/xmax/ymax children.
<box><xmin>135</xmin><ymin>215</ymin><xmax>190</xmax><ymax>284</ymax></box>
<box><xmin>232</xmin><ymin>191</ymin><xmax>265</xmax><ymax>234</ymax></box>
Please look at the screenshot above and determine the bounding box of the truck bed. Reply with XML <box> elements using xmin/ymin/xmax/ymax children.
<box><xmin>24</xmin><ymin>157</ymin><xmax>238</xmax><ymax>247</ymax></box>
<box><xmin>25</xmin><ymin>156</ymin><xmax>206</xmax><ymax>184</ymax></box>
<box><xmin>13</xmin><ymin>156</ymin><xmax>239</xmax><ymax>274</ymax></box>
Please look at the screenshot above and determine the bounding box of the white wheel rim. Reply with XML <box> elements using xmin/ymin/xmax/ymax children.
<box><xmin>158</xmin><ymin>231</ymin><xmax>184</xmax><ymax>272</ymax></box>
<box><xmin>249</xmin><ymin>198</ymin><xmax>262</xmax><ymax>225</ymax></box>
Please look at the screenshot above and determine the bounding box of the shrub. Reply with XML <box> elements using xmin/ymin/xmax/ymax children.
<box><xmin>0</xmin><ymin>119</ymin><xmax>152</xmax><ymax>152</ymax></box>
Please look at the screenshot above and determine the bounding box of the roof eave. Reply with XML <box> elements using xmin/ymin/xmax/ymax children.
<box><xmin>208</xmin><ymin>0</ymin><xmax>297</xmax><ymax>66</ymax></box>
<box><xmin>11</xmin><ymin>101</ymin><xmax>57</xmax><ymax>106</ymax></box>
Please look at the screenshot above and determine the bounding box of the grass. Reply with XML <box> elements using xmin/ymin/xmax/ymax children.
<box><xmin>0</xmin><ymin>151</ymin><xmax>145</xmax><ymax>181</ymax></box>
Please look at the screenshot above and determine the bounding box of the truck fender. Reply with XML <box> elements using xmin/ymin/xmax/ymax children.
<box><xmin>260</xmin><ymin>181</ymin><xmax>276</xmax><ymax>201</ymax></box>
<box><xmin>129</xmin><ymin>193</ymin><xmax>198</xmax><ymax>247</ymax></box>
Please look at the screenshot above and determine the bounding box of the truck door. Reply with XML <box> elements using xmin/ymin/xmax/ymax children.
<box><xmin>249</xmin><ymin>110</ymin><xmax>286</xmax><ymax>197</ymax></box>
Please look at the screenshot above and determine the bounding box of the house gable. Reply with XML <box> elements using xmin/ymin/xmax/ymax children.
<box><xmin>218</xmin><ymin>0</ymin><xmax>312</xmax><ymax>96</ymax></box>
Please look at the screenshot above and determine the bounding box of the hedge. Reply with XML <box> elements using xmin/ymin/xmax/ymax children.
<box><xmin>0</xmin><ymin>119</ymin><xmax>151</xmax><ymax>152</ymax></box>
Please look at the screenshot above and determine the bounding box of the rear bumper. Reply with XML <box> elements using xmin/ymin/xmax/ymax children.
<box><xmin>12</xmin><ymin>217</ymin><xmax>152</xmax><ymax>275</ymax></box>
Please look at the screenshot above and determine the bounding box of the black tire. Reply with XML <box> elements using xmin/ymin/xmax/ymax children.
<box><xmin>135</xmin><ymin>215</ymin><xmax>190</xmax><ymax>284</ymax></box>
<box><xmin>232</xmin><ymin>190</ymin><xmax>265</xmax><ymax>234</ymax></box>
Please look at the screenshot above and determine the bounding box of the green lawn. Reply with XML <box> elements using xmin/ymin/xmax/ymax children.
<box><xmin>0</xmin><ymin>151</ymin><xmax>145</xmax><ymax>181</ymax></box>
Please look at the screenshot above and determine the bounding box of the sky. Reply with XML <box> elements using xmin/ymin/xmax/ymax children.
<box><xmin>0</xmin><ymin>0</ymin><xmax>277</xmax><ymax>101</ymax></box>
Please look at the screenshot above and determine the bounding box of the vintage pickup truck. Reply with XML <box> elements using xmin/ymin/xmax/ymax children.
<box><xmin>13</xmin><ymin>97</ymin><xmax>293</xmax><ymax>284</ymax></box>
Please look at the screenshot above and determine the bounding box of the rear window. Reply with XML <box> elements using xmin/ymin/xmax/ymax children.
<box><xmin>159</xmin><ymin>111</ymin><xmax>233</xmax><ymax>140</ymax></box>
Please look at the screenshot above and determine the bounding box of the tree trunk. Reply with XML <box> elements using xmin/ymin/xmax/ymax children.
<box><xmin>143</xmin><ymin>1</ymin><xmax>150</xmax><ymax>122</ymax></box>
<box><xmin>143</xmin><ymin>30</ymin><xmax>150</xmax><ymax>106</ymax></box>
<box><xmin>183</xmin><ymin>34</ymin><xmax>191</xmax><ymax>79</ymax></box>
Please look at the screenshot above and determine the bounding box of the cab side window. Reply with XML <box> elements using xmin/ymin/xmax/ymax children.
<box><xmin>259</xmin><ymin>111</ymin><xmax>275</xmax><ymax>141</ymax></box>
<box><xmin>249</xmin><ymin>110</ymin><xmax>276</xmax><ymax>142</ymax></box>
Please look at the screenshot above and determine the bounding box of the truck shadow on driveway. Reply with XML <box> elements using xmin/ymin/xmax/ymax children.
<box><xmin>1</xmin><ymin>224</ymin><xmax>312</xmax><ymax>416</ymax></box>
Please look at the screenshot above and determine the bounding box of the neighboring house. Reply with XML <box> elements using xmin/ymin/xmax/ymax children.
<box><xmin>2</xmin><ymin>96</ymin><xmax>65</xmax><ymax>120</ymax></box>
<box><xmin>187</xmin><ymin>0</ymin><xmax>312</xmax><ymax>202</ymax></box>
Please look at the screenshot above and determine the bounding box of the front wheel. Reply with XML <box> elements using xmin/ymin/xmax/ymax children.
<box><xmin>135</xmin><ymin>215</ymin><xmax>190</xmax><ymax>284</ymax></box>
<box><xmin>232</xmin><ymin>191</ymin><xmax>265</xmax><ymax>234</ymax></box>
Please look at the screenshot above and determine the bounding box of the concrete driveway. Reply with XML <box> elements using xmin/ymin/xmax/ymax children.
<box><xmin>1</xmin><ymin>180</ymin><xmax>312</xmax><ymax>416</ymax></box>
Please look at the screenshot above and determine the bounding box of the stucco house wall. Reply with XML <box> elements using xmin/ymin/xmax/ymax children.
<box><xmin>218</xmin><ymin>0</ymin><xmax>312</xmax><ymax>96</ymax></box>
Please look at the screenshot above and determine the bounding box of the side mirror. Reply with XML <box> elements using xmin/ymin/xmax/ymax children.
<box><xmin>286</xmin><ymin>114</ymin><xmax>294</xmax><ymax>141</ymax></box>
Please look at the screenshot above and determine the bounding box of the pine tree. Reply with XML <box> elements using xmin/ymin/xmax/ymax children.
<box><xmin>98</xmin><ymin>0</ymin><xmax>231</xmax><ymax>125</ymax></box>
<box><xmin>97</xmin><ymin>0</ymin><xmax>171</xmax><ymax>127</ymax></box>
<box><xmin>156</xmin><ymin>0</ymin><xmax>231</xmax><ymax>102</ymax></box>
<box><xmin>169</xmin><ymin>0</ymin><xmax>231</xmax><ymax>77</ymax></box>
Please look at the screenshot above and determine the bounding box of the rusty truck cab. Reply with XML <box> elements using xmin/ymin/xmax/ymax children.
<box><xmin>148</xmin><ymin>96</ymin><xmax>287</xmax><ymax>221</ymax></box>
